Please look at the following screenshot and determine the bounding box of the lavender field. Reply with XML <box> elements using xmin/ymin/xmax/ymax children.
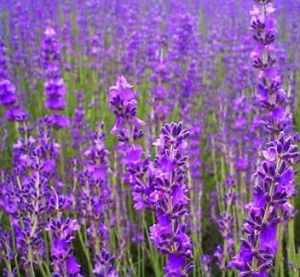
<box><xmin>0</xmin><ymin>0</ymin><xmax>300</xmax><ymax>276</ymax></box>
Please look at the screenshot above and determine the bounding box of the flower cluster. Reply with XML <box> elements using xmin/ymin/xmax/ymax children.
<box><xmin>93</xmin><ymin>248</ymin><xmax>119</xmax><ymax>277</ymax></box>
<box><xmin>109</xmin><ymin>76</ymin><xmax>145</xmax><ymax>137</ymax></box>
<box><xmin>0</xmin><ymin>37</ymin><xmax>26</xmax><ymax>122</ymax></box>
<box><xmin>79</xmin><ymin>124</ymin><xmax>111</xmax><ymax>252</ymax></box>
<box><xmin>149</xmin><ymin>122</ymin><xmax>193</xmax><ymax>276</ymax></box>
<box><xmin>200</xmin><ymin>255</ymin><xmax>212</xmax><ymax>277</ymax></box>
<box><xmin>108</xmin><ymin>76</ymin><xmax>146</xmax><ymax>190</ymax></box>
<box><xmin>128</xmin><ymin>157</ymin><xmax>156</xmax><ymax>211</ymax></box>
<box><xmin>230</xmin><ymin>133</ymin><xmax>299</xmax><ymax>276</ymax></box>
<box><xmin>214</xmin><ymin>177</ymin><xmax>236</xmax><ymax>271</ymax></box>
<box><xmin>108</xmin><ymin>76</ymin><xmax>148</xmax><ymax>270</ymax></box>
<box><xmin>126</xmin><ymin>122</ymin><xmax>194</xmax><ymax>275</ymax></box>
<box><xmin>149</xmin><ymin>54</ymin><xmax>170</xmax><ymax>129</ymax></box>
<box><xmin>46</xmin><ymin>214</ymin><xmax>82</xmax><ymax>277</ymax></box>
<box><xmin>250</xmin><ymin>0</ymin><xmax>291</xmax><ymax>134</ymax></box>
<box><xmin>42</xmin><ymin>27</ymin><xmax>69</xmax><ymax>128</ymax></box>
<box><xmin>229</xmin><ymin>1</ymin><xmax>300</xmax><ymax>276</ymax></box>
<box><xmin>0</xmin><ymin>38</ymin><xmax>17</xmax><ymax>107</ymax></box>
<box><xmin>0</xmin><ymin>224</ymin><xmax>17</xmax><ymax>277</ymax></box>
<box><xmin>0</xmin><ymin>130</ymin><xmax>59</xmax><ymax>275</ymax></box>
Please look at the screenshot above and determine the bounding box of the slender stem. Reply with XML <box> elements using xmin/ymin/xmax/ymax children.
<box><xmin>77</xmin><ymin>230</ymin><xmax>94</xmax><ymax>277</ymax></box>
<box><xmin>10</xmin><ymin>218</ymin><xmax>21</xmax><ymax>277</ymax></box>
<box><xmin>28</xmin><ymin>245</ymin><xmax>36</xmax><ymax>277</ymax></box>
<box><xmin>275</xmin><ymin>223</ymin><xmax>284</xmax><ymax>277</ymax></box>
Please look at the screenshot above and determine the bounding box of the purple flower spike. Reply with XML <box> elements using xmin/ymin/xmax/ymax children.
<box><xmin>41</xmin><ymin>27</ymin><xmax>68</xmax><ymax>127</ymax></box>
<box><xmin>250</xmin><ymin>0</ymin><xmax>292</xmax><ymax>135</ymax></box>
<box><xmin>149</xmin><ymin>122</ymin><xmax>193</xmax><ymax>276</ymax></box>
<box><xmin>109</xmin><ymin>76</ymin><xmax>145</xmax><ymax>135</ymax></box>
<box><xmin>0</xmin><ymin>224</ymin><xmax>17</xmax><ymax>276</ymax></box>
<box><xmin>46</xmin><ymin>214</ymin><xmax>82</xmax><ymax>277</ymax></box>
<box><xmin>126</xmin><ymin>121</ymin><xmax>193</xmax><ymax>275</ymax></box>
<box><xmin>201</xmin><ymin>255</ymin><xmax>212</xmax><ymax>277</ymax></box>
<box><xmin>230</xmin><ymin>2</ymin><xmax>300</xmax><ymax>275</ymax></box>
<box><xmin>0</xmin><ymin>79</ymin><xmax>17</xmax><ymax>106</ymax></box>
<box><xmin>230</xmin><ymin>133</ymin><xmax>300</xmax><ymax>276</ymax></box>
<box><xmin>5</xmin><ymin>107</ymin><xmax>29</xmax><ymax>122</ymax></box>
<box><xmin>93</xmin><ymin>248</ymin><xmax>119</xmax><ymax>277</ymax></box>
<box><xmin>0</xmin><ymin>38</ymin><xmax>17</xmax><ymax>108</ymax></box>
<box><xmin>44</xmin><ymin>114</ymin><xmax>70</xmax><ymax>130</ymax></box>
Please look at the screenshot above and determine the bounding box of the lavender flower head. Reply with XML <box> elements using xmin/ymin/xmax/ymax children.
<box><xmin>149</xmin><ymin>122</ymin><xmax>194</xmax><ymax>276</ymax></box>
<box><xmin>93</xmin><ymin>248</ymin><xmax>119</xmax><ymax>277</ymax></box>
<box><xmin>42</xmin><ymin>27</ymin><xmax>69</xmax><ymax>129</ymax></box>
<box><xmin>250</xmin><ymin>0</ymin><xmax>291</xmax><ymax>134</ymax></box>
<box><xmin>230</xmin><ymin>133</ymin><xmax>299</xmax><ymax>276</ymax></box>
<box><xmin>46</xmin><ymin>214</ymin><xmax>82</xmax><ymax>277</ymax></box>
<box><xmin>108</xmin><ymin>76</ymin><xmax>145</xmax><ymax>135</ymax></box>
<box><xmin>0</xmin><ymin>37</ymin><xmax>17</xmax><ymax>107</ymax></box>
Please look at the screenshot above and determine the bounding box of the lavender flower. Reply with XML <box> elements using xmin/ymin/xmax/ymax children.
<box><xmin>108</xmin><ymin>75</ymin><xmax>145</xmax><ymax>136</ymax></box>
<box><xmin>93</xmin><ymin>248</ymin><xmax>118</xmax><ymax>277</ymax></box>
<box><xmin>149</xmin><ymin>122</ymin><xmax>193</xmax><ymax>276</ymax></box>
<box><xmin>0</xmin><ymin>118</ymin><xmax>63</xmax><ymax>276</ymax></box>
<box><xmin>0</xmin><ymin>224</ymin><xmax>17</xmax><ymax>277</ymax></box>
<box><xmin>0</xmin><ymin>37</ymin><xmax>17</xmax><ymax>108</ymax></box>
<box><xmin>250</xmin><ymin>0</ymin><xmax>291</xmax><ymax>135</ymax></box>
<box><xmin>200</xmin><ymin>255</ymin><xmax>212</xmax><ymax>277</ymax></box>
<box><xmin>149</xmin><ymin>54</ymin><xmax>170</xmax><ymax>132</ymax></box>
<box><xmin>214</xmin><ymin>176</ymin><xmax>237</xmax><ymax>272</ymax></box>
<box><xmin>79</xmin><ymin>124</ymin><xmax>111</xmax><ymax>253</ymax></box>
<box><xmin>229</xmin><ymin>2</ymin><xmax>300</xmax><ymax>276</ymax></box>
<box><xmin>108</xmin><ymin>76</ymin><xmax>146</xmax><ymax>273</ymax></box>
<box><xmin>230</xmin><ymin>133</ymin><xmax>299</xmax><ymax>276</ymax></box>
<box><xmin>41</xmin><ymin>27</ymin><xmax>68</xmax><ymax>129</ymax></box>
<box><xmin>46</xmin><ymin>214</ymin><xmax>82</xmax><ymax>277</ymax></box>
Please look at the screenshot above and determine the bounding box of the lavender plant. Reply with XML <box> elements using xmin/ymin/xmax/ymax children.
<box><xmin>230</xmin><ymin>1</ymin><xmax>300</xmax><ymax>277</ymax></box>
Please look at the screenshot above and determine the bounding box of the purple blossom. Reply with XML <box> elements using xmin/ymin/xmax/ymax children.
<box><xmin>5</xmin><ymin>107</ymin><xmax>29</xmax><ymax>122</ymax></box>
<box><xmin>149</xmin><ymin>122</ymin><xmax>193</xmax><ymax>276</ymax></box>
<box><xmin>41</xmin><ymin>27</ymin><xmax>68</xmax><ymax>128</ymax></box>
<box><xmin>44</xmin><ymin>114</ymin><xmax>70</xmax><ymax>130</ymax></box>
<box><xmin>230</xmin><ymin>133</ymin><xmax>300</xmax><ymax>276</ymax></box>
<box><xmin>109</xmin><ymin>76</ymin><xmax>145</xmax><ymax>135</ymax></box>
<box><xmin>200</xmin><ymin>255</ymin><xmax>212</xmax><ymax>277</ymax></box>
<box><xmin>93</xmin><ymin>248</ymin><xmax>119</xmax><ymax>277</ymax></box>
<box><xmin>250</xmin><ymin>0</ymin><xmax>292</xmax><ymax>135</ymax></box>
<box><xmin>0</xmin><ymin>224</ymin><xmax>17</xmax><ymax>277</ymax></box>
<box><xmin>0</xmin><ymin>38</ymin><xmax>17</xmax><ymax>108</ymax></box>
<box><xmin>46</xmin><ymin>214</ymin><xmax>82</xmax><ymax>277</ymax></box>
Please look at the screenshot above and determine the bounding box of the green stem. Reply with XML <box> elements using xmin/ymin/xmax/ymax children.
<box><xmin>288</xmin><ymin>216</ymin><xmax>299</xmax><ymax>277</ymax></box>
<box><xmin>77</xmin><ymin>230</ymin><xmax>94</xmax><ymax>277</ymax></box>
<box><xmin>28</xmin><ymin>245</ymin><xmax>36</xmax><ymax>277</ymax></box>
<box><xmin>10</xmin><ymin>218</ymin><xmax>21</xmax><ymax>277</ymax></box>
<box><xmin>38</xmin><ymin>262</ymin><xmax>48</xmax><ymax>277</ymax></box>
<box><xmin>275</xmin><ymin>223</ymin><xmax>284</xmax><ymax>277</ymax></box>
